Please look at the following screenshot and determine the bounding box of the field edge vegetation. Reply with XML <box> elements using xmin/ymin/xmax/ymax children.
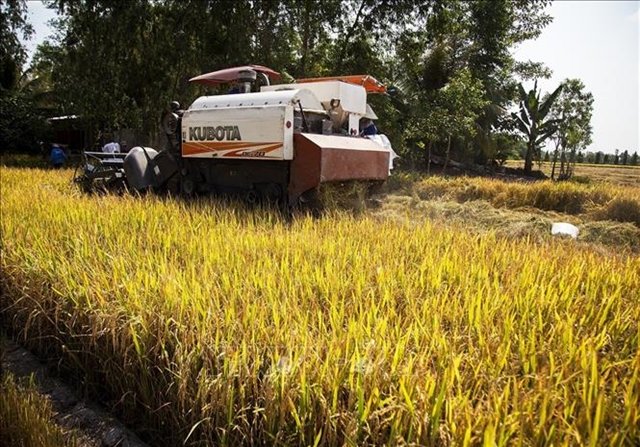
<box><xmin>0</xmin><ymin>372</ymin><xmax>77</xmax><ymax>447</ymax></box>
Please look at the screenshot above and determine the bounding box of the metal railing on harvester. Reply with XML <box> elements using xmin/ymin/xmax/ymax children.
<box><xmin>73</xmin><ymin>151</ymin><xmax>127</xmax><ymax>193</ymax></box>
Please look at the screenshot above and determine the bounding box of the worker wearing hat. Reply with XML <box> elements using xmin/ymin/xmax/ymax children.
<box><xmin>360</xmin><ymin>104</ymin><xmax>378</xmax><ymax>136</ymax></box>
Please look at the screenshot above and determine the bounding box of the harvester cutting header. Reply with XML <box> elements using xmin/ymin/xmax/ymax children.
<box><xmin>75</xmin><ymin>65</ymin><xmax>397</xmax><ymax>208</ymax></box>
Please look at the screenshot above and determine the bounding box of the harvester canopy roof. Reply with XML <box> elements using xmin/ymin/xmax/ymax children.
<box><xmin>294</xmin><ymin>75</ymin><xmax>387</xmax><ymax>94</ymax></box>
<box><xmin>189</xmin><ymin>65</ymin><xmax>281</xmax><ymax>86</ymax></box>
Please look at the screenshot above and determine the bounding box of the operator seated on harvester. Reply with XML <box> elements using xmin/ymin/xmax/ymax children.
<box><xmin>359</xmin><ymin>104</ymin><xmax>379</xmax><ymax>136</ymax></box>
<box><xmin>161</xmin><ymin>101</ymin><xmax>185</xmax><ymax>153</ymax></box>
<box><xmin>101</xmin><ymin>134</ymin><xmax>121</xmax><ymax>154</ymax></box>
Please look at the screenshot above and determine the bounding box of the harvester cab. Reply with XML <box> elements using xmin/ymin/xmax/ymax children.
<box><xmin>75</xmin><ymin>65</ymin><xmax>397</xmax><ymax>208</ymax></box>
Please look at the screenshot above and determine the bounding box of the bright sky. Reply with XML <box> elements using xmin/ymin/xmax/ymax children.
<box><xmin>22</xmin><ymin>1</ymin><xmax>640</xmax><ymax>154</ymax></box>
<box><xmin>22</xmin><ymin>0</ymin><xmax>57</xmax><ymax>60</ymax></box>
<box><xmin>512</xmin><ymin>1</ymin><xmax>639</xmax><ymax>154</ymax></box>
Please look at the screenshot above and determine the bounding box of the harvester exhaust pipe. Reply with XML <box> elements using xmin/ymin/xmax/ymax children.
<box><xmin>238</xmin><ymin>69</ymin><xmax>257</xmax><ymax>93</ymax></box>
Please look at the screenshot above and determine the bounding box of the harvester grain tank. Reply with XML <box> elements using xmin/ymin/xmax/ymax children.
<box><xmin>75</xmin><ymin>65</ymin><xmax>397</xmax><ymax>208</ymax></box>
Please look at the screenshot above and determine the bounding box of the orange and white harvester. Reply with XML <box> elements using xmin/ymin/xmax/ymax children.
<box><xmin>77</xmin><ymin>65</ymin><xmax>397</xmax><ymax>208</ymax></box>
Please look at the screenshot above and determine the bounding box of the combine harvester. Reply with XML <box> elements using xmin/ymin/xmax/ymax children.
<box><xmin>75</xmin><ymin>65</ymin><xmax>397</xmax><ymax>209</ymax></box>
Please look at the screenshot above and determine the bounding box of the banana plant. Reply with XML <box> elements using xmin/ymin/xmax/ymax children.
<box><xmin>512</xmin><ymin>81</ymin><xmax>563</xmax><ymax>174</ymax></box>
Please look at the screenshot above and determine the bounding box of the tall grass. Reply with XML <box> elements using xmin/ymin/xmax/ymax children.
<box><xmin>0</xmin><ymin>373</ymin><xmax>77</xmax><ymax>447</ymax></box>
<box><xmin>1</xmin><ymin>168</ymin><xmax>639</xmax><ymax>445</ymax></box>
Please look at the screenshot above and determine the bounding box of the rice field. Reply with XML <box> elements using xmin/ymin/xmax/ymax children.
<box><xmin>1</xmin><ymin>167</ymin><xmax>639</xmax><ymax>446</ymax></box>
<box><xmin>504</xmin><ymin>161</ymin><xmax>640</xmax><ymax>187</ymax></box>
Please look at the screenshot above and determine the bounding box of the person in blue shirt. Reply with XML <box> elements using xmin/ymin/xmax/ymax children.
<box><xmin>228</xmin><ymin>82</ymin><xmax>242</xmax><ymax>94</ymax></box>
<box><xmin>50</xmin><ymin>144</ymin><xmax>67</xmax><ymax>168</ymax></box>
<box><xmin>360</xmin><ymin>118</ymin><xmax>378</xmax><ymax>136</ymax></box>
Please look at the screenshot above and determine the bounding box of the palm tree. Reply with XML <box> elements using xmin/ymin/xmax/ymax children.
<box><xmin>512</xmin><ymin>81</ymin><xmax>563</xmax><ymax>174</ymax></box>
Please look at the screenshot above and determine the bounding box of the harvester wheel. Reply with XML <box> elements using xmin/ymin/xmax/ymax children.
<box><xmin>163</xmin><ymin>172</ymin><xmax>181</xmax><ymax>196</ymax></box>
<box><xmin>264</xmin><ymin>183</ymin><xmax>283</xmax><ymax>202</ymax></box>
<box><xmin>293</xmin><ymin>188</ymin><xmax>323</xmax><ymax>218</ymax></box>
<box><xmin>245</xmin><ymin>190</ymin><xmax>259</xmax><ymax>206</ymax></box>
<box><xmin>180</xmin><ymin>176</ymin><xmax>196</xmax><ymax>197</ymax></box>
<box><xmin>74</xmin><ymin>174</ymin><xmax>93</xmax><ymax>194</ymax></box>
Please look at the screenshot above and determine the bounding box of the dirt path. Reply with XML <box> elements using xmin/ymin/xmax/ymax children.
<box><xmin>1</xmin><ymin>337</ymin><xmax>148</xmax><ymax>447</ymax></box>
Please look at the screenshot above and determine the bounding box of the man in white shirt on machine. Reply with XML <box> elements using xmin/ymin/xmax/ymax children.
<box><xmin>102</xmin><ymin>135</ymin><xmax>121</xmax><ymax>154</ymax></box>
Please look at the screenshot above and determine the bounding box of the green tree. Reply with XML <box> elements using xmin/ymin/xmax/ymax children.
<box><xmin>548</xmin><ymin>78</ymin><xmax>593</xmax><ymax>179</ymax></box>
<box><xmin>392</xmin><ymin>0</ymin><xmax>553</xmax><ymax>165</ymax></box>
<box><xmin>0</xmin><ymin>85</ymin><xmax>51</xmax><ymax>153</ymax></box>
<box><xmin>456</xmin><ymin>0</ymin><xmax>552</xmax><ymax>164</ymax></box>
<box><xmin>286</xmin><ymin>0</ymin><xmax>342</xmax><ymax>77</ymax></box>
<box><xmin>512</xmin><ymin>80</ymin><xmax>563</xmax><ymax>174</ymax></box>
<box><xmin>595</xmin><ymin>151</ymin><xmax>603</xmax><ymax>164</ymax></box>
<box><xmin>43</xmin><ymin>0</ymin><xmax>297</xmax><ymax>138</ymax></box>
<box><xmin>411</xmin><ymin>68</ymin><xmax>487</xmax><ymax>171</ymax></box>
<box><xmin>621</xmin><ymin>150</ymin><xmax>629</xmax><ymax>165</ymax></box>
<box><xmin>34</xmin><ymin>0</ymin><xmax>554</xmax><ymax>163</ymax></box>
<box><xmin>0</xmin><ymin>0</ymin><xmax>33</xmax><ymax>90</ymax></box>
<box><xmin>0</xmin><ymin>0</ymin><xmax>53</xmax><ymax>153</ymax></box>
